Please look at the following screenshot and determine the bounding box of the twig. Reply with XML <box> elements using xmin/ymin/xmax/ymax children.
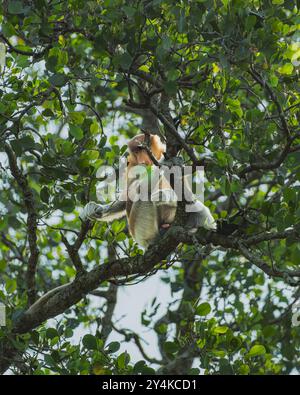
<box><xmin>0</xmin><ymin>34</ymin><xmax>48</xmax><ymax>59</ymax></box>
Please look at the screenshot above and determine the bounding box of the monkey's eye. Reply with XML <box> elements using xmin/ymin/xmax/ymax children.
<box><xmin>134</xmin><ymin>146</ymin><xmax>144</xmax><ymax>152</ymax></box>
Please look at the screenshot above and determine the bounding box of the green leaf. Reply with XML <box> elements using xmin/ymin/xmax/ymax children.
<box><xmin>49</xmin><ymin>73</ymin><xmax>68</xmax><ymax>87</ymax></box>
<box><xmin>213</xmin><ymin>326</ymin><xmax>228</xmax><ymax>334</ymax></box>
<box><xmin>69</xmin><ymin>111</ymin><xmax>85</xmax><ymax>125</ymax></box>
<box><xmin>40</xmin><ymin>187</ymin><xmax>50</xmax><ymax>204</ymax></box>
<box><xmin>247</xmin><ymin>344</ymin><xmax>266</xmax><ymax>358</ymax></box>
<box><xmin>5</xmin><ymin>278</ymin><xmax>17</xmax><ymax>294</ymax></box>
<box><xmin>46</xmin><ymin>56</ymin><xmax>58</xmax><ymax>72</ymax></box>
<box><xmin>220</xmin><ymin>176</ymin><xmax>231</xmax><ymax>195</ymax></box>
<box><xmin>90</xmin><ymin>121</ymin><xmax>99</xmax><ymax>135</ymax></box>
<box><xmin>117</xmin><ymin>351</ymin><xmax>130</xmax><ymax>369</ymax></box>
<box><xmin>196</xmin><ymin>302</ymin><xmax>211</xmax><ymax>316</ymax></box>
<box><xmin>226</xmin><ymin>98</ymin><xmax>243</xmax><ymax>118</ymax></box>
<box><xmin>163</xmin><ymin>80</ymin><xmax>177</xmax><ymax>95</ymax></box>
<box><xmin>138</xmin><ymin>65</ymin><xmax>150</xmax><ymax>73</ymax></box>
<box><xmin>133</xmin><ymin>360</ymin><xmax>146</xmax><ymax>373</ymax></box>
<box><xmin>69</xmin><ymin>124</ymin><xmax>84</xmax><ymax>140</ymax></box>
<box><xmin>111</xmin><ymin>221</ymin><xmax>126</xmax><ymax>233</ymax></box>
<box><xmin>277</xmin><ymin>63</ymin><xmax>294</xmax><ymax>75</ymax></box>
<box><xmin>269</xmin><ymin>74</ymin><xmax>279</xmax><ymax>87</ymax></box>
<box><xmin>156</xmin><ymin>323</ymin><xmax>168</xmax><ymax>334</ymax></box>
<box><xmin>123</xmin><ymin>6</ymin><xmax>136</xmax><ymax>17</ymax></box>
<box><xmin>46</xmin><ymin>328</ymin><xmax>59</xmax><ymax>339</ymax></box>
<box><xmin>0</xmin><ymin>260</ymin><xmax>7</xmax><ymax>272</ymax></box>
<box><xmin>60</xmin><ymin>141</ymin><xmax>74</xmax><ymax>155</ymax></box>
<box><xmin>30</xmin><ymin>331</ymin><xmax>40</xmax><ymax>346</ymax></box>
<box><xmin>189</xmin><ymin>368</ymin><xmax>200</xmax><ymax>374</ymax></box>
<box><xmin>106</xmin><ymin>341</ymin><xmax>120</xmax><ymax>353</ymax></box>
<box><xmin>84</xmin><ymin>150</ymin><xmax>99</xmax><ymax>160</ymax></box>
<box><xmin>82</xmin><ymin>334</ymin><xmax>98</xmax><ymax>350</ymax></box>
<box><xmin>44</xmin><ymin>354</ymin><xmax>56</xmax><ymax>367</ymax></box>
<box><xmin>177</xmin><ymin>9</ymin><xmax>186</xmax><ymax>33</ymax></box>
<box><xmin>8</xmin><ymin>1</ymin><xmax>24</xmax><ymax>14</ymax></box>
<box><xmin>164</xmin><ymin>341</ymin><xmax>179</xmax><ymax>354</ymax></box>
<box><xmin>239</xmin><ymin>364</ymin><xmax>250</xmax><ymax>375</ymax></box>
<box><xmin>57</xmin><ymin>197</ymin><xmax>76</xmax><ymax>213</ymax></box>
<box><xmin>245</xmin><ymin>15</ymin><xmax>256</xmax><ymax>31</ymax></box>
<box><xmin>87</xmin><ymin>247</ymin><xmax>95</xmax><ymax>261</ymax></box>
<box><xmin>117</xmin><ymin>52</ymin><xmax>133</xmax><ymax>69</ymax></box>
<box><xmin>99</xmin><ymin>136</ymin><xmax>107</xmax><ymax>148</ymax></box>
<box><xmin>65</xmin><ymin>328</ymin><xmax>74</xmax><ymax>338</ymax></box>
<box><xmin>212</xmin><ymin>350</ymin><xmax>226</xmax><ymax>357</ymax></box>
<box><xmin>167</xmin><ymin>68</ymin><xmax>181</xmax><ymax>81</ymax></box>
<box><xmin>116</xmin><ymin>232</ymin><xmax>126</xmax><ymax>242</ymax></box>
<box><xmin>42</xmin><ymin>108</ymin><xmax>54</xmax><ymax>117</ymax></box>
<box><xmin>10</xmin><ymin>140</ymin><xmax>22</xmax><ymax>156</ymax></box>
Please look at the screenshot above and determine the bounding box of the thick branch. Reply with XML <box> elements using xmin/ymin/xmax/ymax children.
<box><xmin>4</xmin><ymin>143</ymin><xmax>39</xmax><ymax>305</ymax></box>
<box><xmin>99</xmin><ymin>283</ymin><xmax>118</xmax><ymax>343</ymax></box>
<box><xmin>99</xmin><ymin>245</ymin><xmax>118</xmax><ymax>343</ymax></box>
<box><xmin>13</xmin><ymin>226</ymin><xmax>182</xmax><ymax>335</ymax></box>
<box><xmin>1</xmin><ymin>224</ymin><xmax>299</xmax><ymax>373</ymax></box>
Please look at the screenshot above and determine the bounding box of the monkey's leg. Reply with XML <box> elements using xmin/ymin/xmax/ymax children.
<box><xmin>129</xmin><ymin>201</ymin><xmax>159</xmax><ymax>249</ymax></box>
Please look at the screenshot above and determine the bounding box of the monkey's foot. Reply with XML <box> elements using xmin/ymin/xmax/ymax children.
<box><xmin>159</xmin><ymin>224</ymin><xmax>171</xmax><ymax>236</ymax></box>
<box><xmin>80</xmin><ymin>202</ymin><xmax>102</xmax><ymax>221</ymax></box>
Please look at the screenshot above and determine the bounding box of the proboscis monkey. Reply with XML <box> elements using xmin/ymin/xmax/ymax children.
<box><xmin>26</xmin><ymin>134</ymin><xmax>217</xmax><ymax>315</ymax></box>
<box><xmin>80</xmin><ymin>134</ymin><xmax>216</xmax><ymax>249</ymax></box>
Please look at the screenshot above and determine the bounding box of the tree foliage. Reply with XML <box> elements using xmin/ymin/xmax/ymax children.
<box><xmin>0</xmin><ymin>0</ymin><xmax>300</xmax><ymax>375</ymax></box>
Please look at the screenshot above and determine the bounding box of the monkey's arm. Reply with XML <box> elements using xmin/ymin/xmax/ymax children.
<box><xmin>180</xmin><ymin>177</ymin><xmax>216</xmax><ymax>231</ymax></box>
<box><xmin>80</xmin><ymin>200</ymin><xmax>126</xmax><ymax>222</ymax></box>
<box><xmin>186</xmin><ymin>200</ymin><xmax>217</xmax><ymax>231</ymax></box>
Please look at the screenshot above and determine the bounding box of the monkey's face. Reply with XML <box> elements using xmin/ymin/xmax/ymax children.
<box><xmin>128</xmin><ymin>148</ymin><xmax>153</xmax><ymax>166</ymax></box>
<box><xmin>127</xmin><ymin>134</ymin><xmax>165</xmax><ymax>167</ymax></box>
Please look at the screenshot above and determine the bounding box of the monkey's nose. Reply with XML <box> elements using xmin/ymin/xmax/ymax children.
<box><xmin>141</xmin><ymin>160</ymin><xmax>152</xmax><ymax>166</ymax></box>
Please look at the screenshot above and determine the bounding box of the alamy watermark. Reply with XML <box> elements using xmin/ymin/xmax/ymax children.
<box><xmin>0</xmin><ymin>43</ymin><xmax>6</xmax><ymax>69</ymax></box>
<box><xmin>95</xmin><ymin>158</ymin><xmax>205</xmax><ymax>212</ymax></box>
<box><xmin>292</xmin><ymin>301</ymin><xmax>300</xmax><ymax>327</ymax></box>
<box><xmin>0</xmin><ymin>303</ymin><xmax>5</xmax><ymax>327</ymax></box>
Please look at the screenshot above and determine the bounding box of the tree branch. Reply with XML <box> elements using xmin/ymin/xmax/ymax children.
<box><xmin>0</xmin><ymin>34</ymin><xmax>49</xmax><ymax>59</ymax></box>
<box><xmin>4</xmin><ymin>143</ymin><xmax>39</xmax><ymax>305</ymax></box>
<box><xmin>248</xmin><ymin>67</ymin><xmax>290</xmax><ymax>139</ymax></box>
<box><xmin>113</xmin><ymin>324</ymin><xmax>162</xmax><ymax>365</ymax></box>
<box><xmin>0</xmin><ymin>221</ymin><xmax>299</xmax><ymax>372</ymax></box>
<box><xmin>238</xmin><ymin>242</ymin><xmax>300</xmax><ymax>286</ymax></box>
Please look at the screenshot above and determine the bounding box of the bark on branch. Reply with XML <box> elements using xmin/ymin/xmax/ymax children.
<box><xmin>4</xmin><ymin>143</ymin><xmax>39</xmax><ymax>305</ymax></box>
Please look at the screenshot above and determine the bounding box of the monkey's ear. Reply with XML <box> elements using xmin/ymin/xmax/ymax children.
<box><xmin>151</xmin><ymin>135</ymin><xmax>166</xmax><ymax>160</ymax></box>
<box><xmin>128</xmin><ymin>139</ymin><xmax>135</xmax><ymax>153</ymax></box>
<box><xmin>127</xmin><ymin>153</ymin><xmax>136</xmax><ymax>166</ymax></box>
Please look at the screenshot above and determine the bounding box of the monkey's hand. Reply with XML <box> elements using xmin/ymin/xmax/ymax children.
<box><xmin>80</xmin><ymin>202</ymin><xmax>105</xmax><ymax>221</ymax></box>
<box><xmin>160</xmin><ymin>157</ymin><xmax>184</xmax><ymax>168</ymax></box>
<box><xmin>80</xmin><ymin>200</ymin><xmax>126</xmax><ymax>222</ymax></box>
<box><xmin>186</xmin><ymin>201</ymin><xmax>217</xmax><ymax>232</ymax></box>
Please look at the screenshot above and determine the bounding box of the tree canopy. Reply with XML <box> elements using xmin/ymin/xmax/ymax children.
<box><xmin>0</xmin><ymin>0</ymin><xmax>300</xmax><ymax>375</ymax></box>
